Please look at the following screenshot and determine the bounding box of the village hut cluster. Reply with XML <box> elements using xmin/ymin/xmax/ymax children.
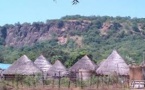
<box><xmin>1</xmin><ymin>50</ymin><xmax>145</xmax><ymax>89</ymax></box>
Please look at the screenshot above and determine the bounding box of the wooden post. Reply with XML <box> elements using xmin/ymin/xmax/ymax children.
<box><xmin>21</xmin><ymin>75</ymin><xmax>23</xmax><ymax>87</ymax></box>
<box><xmin>101</xmin><ymin>75</ymin><xmax>105</xmax><ymax>88</ymax></box>
<box><xmin>58</xmin><ymin>71</ymin><xmax>61</xmax><ymax>90</ymax></box>
<box><xmin>68</xmin><ymin>79</ymin><xmax>70</xmax><ymax>88</ymax></box>
<box><xmin>16</xmin><ymin>75</ymin><xmax>19</xmax><ymax>89</ymax></box>
<box><xmin>42</xmin><ymin>72</ymin><xmax>44</xmax><ymax>87</ymax></box>
<box><xmin>52</xmin><ymin>78</ymin><xmax>54</xmax><ymax>88</ymax></box>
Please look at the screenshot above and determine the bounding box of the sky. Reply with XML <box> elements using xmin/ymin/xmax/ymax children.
<box><xmin>0</xmin><ymin>0</ymin><xmax>145</xmax><ymax>26</ymax></box>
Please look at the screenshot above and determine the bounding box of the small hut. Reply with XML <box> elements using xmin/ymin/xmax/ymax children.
<box><xmin>69</xmin><ymin>55</ymin><xmax>97</xmax><ymax>72</ymax></box>
<box><xmin>34</xmin><ymin>55</ymin><xmax>52</xmax><ymax>73</ymax></box>
<box><xmin>3</xmin><ymin>55</ymin><xmax>42</xmax><ymax>79</ymax></box>
<box><xmin>96</xmin><ymin>50</ymin><xmax>129</xmax><ymax>76</ymax></box>
<box><xmin>47</xmin><ymin>60</ymin><xmax>67</xmax><ymax>77</ymax></box>
<box><xmin>69</xmin><ymin>55</ymin><xmax>97</xmax><ymax>80</ymax></box>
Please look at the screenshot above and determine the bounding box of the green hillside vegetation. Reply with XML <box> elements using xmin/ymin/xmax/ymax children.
<box><xmin>0</xmin><ymin>15</ymin><xmax>145</xmax><ymax>66</ymax></box>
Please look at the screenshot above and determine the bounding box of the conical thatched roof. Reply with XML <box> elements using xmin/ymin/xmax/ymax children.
<box><xmin>34</xmin><ymin>55</ymin><xmax>52</xmax><ymax>72</ymax></box>
<box><xmin>69</xmin><ymin>55</ymin><xmax>97</xmax><ymax>72</ymax></box>
<box><xmin>48</xmin><ymin>60</ymin><xmax>67</xmax><ymax>77</ymax></box>
<box><xmin>3</xmin><ymin>55</ymin><xmax>42</xmax><ymax>75</ymax></box>
<box><xmin>96</xmin><ymin>50</ymin><xmax>129</xmax><ymax>75</ymax></box>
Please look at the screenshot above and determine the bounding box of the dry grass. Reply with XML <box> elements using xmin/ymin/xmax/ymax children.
<box><xmin>0</xmin><ymin>83</ymin><xmax>131</xmax><ymax>90</ymax></box>
<box><xmin>0</xmin><ymin>76</ymin><xmax>138</xmax><ymax>90</ymax></box>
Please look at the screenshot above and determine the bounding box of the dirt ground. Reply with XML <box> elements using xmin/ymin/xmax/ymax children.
<box><xmin>0</xmin><ymin>85</ymin><xmax>136</xmax><ymax>90</ymax></box>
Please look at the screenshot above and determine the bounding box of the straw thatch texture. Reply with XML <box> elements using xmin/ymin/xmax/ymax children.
<box><xmin>69</xmin><ymin>55</ymin><xmax>97</xmax><ymax>72</ymax></box>
<box><xmin>34</xmin><ymin>55</ymin><xmax>52</xmax><ymax>73</ymax></box>
<box><xmin>77</xmin><ymin>69</ymin><xmax>92</xmax><ymax>81</ymax></box>
<box><xmin>96</xmin><ymin>50</ymin><xmax>129</xmax><ymax>75</ymax></box>
<box><xmin>3</xmin><ymin>55</ymin><xmax>42</xmax><ymax>75</ymax></box>
<box><xmin>47</xmin><ymin>60</ymin><xmax>67</xmax><ymax>77</ymax></box>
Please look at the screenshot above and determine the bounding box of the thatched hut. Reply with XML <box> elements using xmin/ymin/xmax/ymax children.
<box><xmin>69</xmin><ymin>55</ymin><xmax>97</xmax><ymax>72</ymax></box>
<box><xmin>34</xmin><ymin>55</ymin><xmax>52</xmax><ymax>73</ymax></box>
<box><xmin>3</xmin><ymin>55</ymin><xmax>42</xmax><ymax>79</ymax></box>
<box><xmin>47</xmin><ymin>60</ymin><xmax>67</xmax><ymax>77</ymax></box>
<box><xmin>69</xmin><ymin>55</ymin><xmax>97</xmax><ymax>80</ymax></box>
<box><xmin>96</xmin><ymin>50</ymin><xmax>129</xmax><ymax>76</ymax></box>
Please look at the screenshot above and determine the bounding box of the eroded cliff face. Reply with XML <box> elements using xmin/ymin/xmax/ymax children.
<box><xmin>0</xmin><ymin>20</ymin><xmax>91</xmax><ymax>47</ymax></box>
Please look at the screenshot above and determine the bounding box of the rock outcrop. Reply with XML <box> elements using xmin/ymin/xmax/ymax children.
<box><xmin>0</xmin><ymin>20</ymin><xmax>91</xmax><ymax>47</ymax></box>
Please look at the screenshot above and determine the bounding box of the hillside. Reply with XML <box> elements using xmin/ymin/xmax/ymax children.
<box><xmin>0</xmin><ymin>15</ymin><xmax>145</xmax><ymax>66</ymax></box>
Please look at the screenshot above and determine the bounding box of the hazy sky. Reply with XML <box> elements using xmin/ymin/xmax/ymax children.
<box><xmin>0</xmin><ymin>0</ymin><xmax>145</xmax><ymax>25</ymax></box>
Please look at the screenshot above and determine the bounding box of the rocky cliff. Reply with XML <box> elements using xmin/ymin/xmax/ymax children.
<box><xmin>0</xmin><ymin>20</ymin><xmax>91</xmax><ymax>47</ymax></box>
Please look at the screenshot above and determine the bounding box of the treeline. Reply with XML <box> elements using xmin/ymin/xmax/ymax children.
<box><xmin>0</xmin><ymin>15</ymin><xmax>145</xmax><ymax>66</ymax></box>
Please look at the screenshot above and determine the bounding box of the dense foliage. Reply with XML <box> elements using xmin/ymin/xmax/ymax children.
<box><xmin>0</xmin><ymin>15</ymin><xmax>145</xmax><ymax>66</ymax></box>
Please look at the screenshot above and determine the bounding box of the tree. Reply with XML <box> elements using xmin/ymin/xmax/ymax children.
<box><xmin>53</xmin><ymin>0</ymin><xmax>79</xmax><ymax>5</ymax></box>
<box><xmin>72</xmin><ymin>0</ymin><xmax>79</xmax><ymax>4</ymax></box>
